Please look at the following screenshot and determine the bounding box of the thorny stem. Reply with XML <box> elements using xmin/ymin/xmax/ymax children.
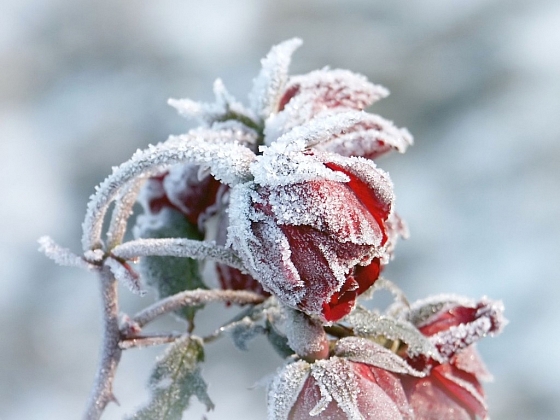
<box><xmin>84</xmin><ymin>267</ymin><xmax>122</xmax><ymax>420</ymax></box>
<box><xmin>132</xmin><ymin>289</ymin><xmax>266</xmax><ymax>328</ymax></box>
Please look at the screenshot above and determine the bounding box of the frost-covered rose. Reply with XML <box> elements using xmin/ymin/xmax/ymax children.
<box><xmin>400</xmin><ymin>297</ymin><xmax>506</xmax><ymax>420</ymax></box>
<box><xmin>268</xmin><ymin>337</ymin><xmax>423</xmax><ymax>420</ymax></box>
<box><xmin>229</xmin><ymin>145</ymin><xmax>395</xmax><ymax>322</ymax></box>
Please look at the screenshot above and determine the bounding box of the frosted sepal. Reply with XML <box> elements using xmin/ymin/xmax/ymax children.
<box><xmin>345</xmin><ymin>306</ymin><xmax>442</xmax><ymax>361</ymax></box>
<box><xmin>334</xmin><ymin>337</ymin><xmax>424</xmax><ymax>377</ymax></box>
<box><xmin>249</xmin><ymin>38</ymin><xmax>303</xmax><ymax>120</ymax></box>
<box><xmin>267</xmin><ymin>360</ymin><xmax>311</xmax><ymax>420</ymax></box>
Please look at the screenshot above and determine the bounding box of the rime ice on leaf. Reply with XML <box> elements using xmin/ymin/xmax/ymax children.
<box><xmin>345</xmin><ymin>306</ymin><xmax>441</xmax><ymax>361</ymax></box>
<box><xmin>249</xmin><ymin>38</ymin><xmax>302</xmax><ymax>120</ymax></box>
<box><xmin>128</xmin><ymin>336</ymin><xmax>213</xmax><ymax>420</ymax></box>
<box><xmin>223</xmin><ymin>316</ymin><xmax>266</xmax><ymax>351</ymax></box>
<box><xmin>169</xmin><ymin>79</ymin><xmax>257</xmax><ymax>129</ymax></box>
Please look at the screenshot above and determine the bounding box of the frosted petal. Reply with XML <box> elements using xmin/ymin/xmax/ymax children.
<box><xmin>310</xmin><ymin>112</ymin><xmax>412</xmax><ymax>159</ymax></box>
<box><xmin>267</xmin><ymin>360</ymin><xmax>311</xmax><ymax>420</ymax></box>
<box><xmin>249</xmin><ymin>38</ymin><xmax>303</xmax><ymax>119</ymax></box>
<box><xmin>266</xmin><ymin>69</ymin><xmax>389</xmax><ymax>143</ymax></box>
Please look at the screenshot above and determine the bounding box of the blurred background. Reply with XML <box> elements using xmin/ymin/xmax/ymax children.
<box><xmin>1</xmin><ymin>0</ymin><xmax>559</xmax><ymax>418</ymax></box>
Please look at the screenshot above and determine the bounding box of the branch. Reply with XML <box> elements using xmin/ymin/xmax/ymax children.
<box><xmin>81</xmin><ymin>136</ymin><xmax>255</xmax><ymax>252</ymax></box>
<box><xmin>119</xmin><ymin>332</ymin><xmax>186</xmax><ymax>350</ymax></box>
<box><xmin>83</xmin><ymin>267</ymin><xmax>122</xmax><ymax>420</ymax></box>
<box><xmin>132</xmin><ymin>289</ymin><xmax>267</xmax><ymax>328</ymax></box>
<box><xmin>110</xmin><ymin>238</ymin><xmax>247</xmax><ymax>272</ymax></box>
<box><xmin>106</xmin><ymin>177</ymin><xmax>146</xmax><ymax>250</ymax></box>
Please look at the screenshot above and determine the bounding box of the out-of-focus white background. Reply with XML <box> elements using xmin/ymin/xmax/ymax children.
<box><xmin>1</xmin><ymin>1</ymin><xmax>559</xmax><ymax>419</ymax></box>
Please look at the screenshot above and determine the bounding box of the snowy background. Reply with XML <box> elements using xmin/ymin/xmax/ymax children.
<box><xmin>1</xmin><ymin>0</ymin><xmax>559</xmax><ymax>419</ymax></box>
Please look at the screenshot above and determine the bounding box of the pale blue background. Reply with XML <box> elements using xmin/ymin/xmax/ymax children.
<box><xmin>1</xmin><ymin>1</ymin><xmax>559</xmax><ymax>419</ymax></box>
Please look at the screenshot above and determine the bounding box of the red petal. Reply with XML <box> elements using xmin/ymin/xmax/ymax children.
<box><xmin>322</xmin><ymin>277</ymin><xmax>359</xmax><ymax>322</ymax></box>
<box><xmin>419</xmin><ymin>306</ymin><xmax>479</xmax><ymax>336</ymax></box>
<box><xmin>431</xmin><ymin>364</ymin><xmax>487</xmax><ymax>419</ymax></box>
<box><xmin>354</xmin><ymin>258</ymin><xmax>381</xmax><ymax>295</ymax></box>
<box><xmin>323</xmin><ymin>162</ymin><xmax>391</xmax><ymax>245</ymax></box>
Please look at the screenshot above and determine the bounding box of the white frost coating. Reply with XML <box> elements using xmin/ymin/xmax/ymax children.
<box><xmin>274</xmin><ymin>111</ymin><xmax>363</xmax><ymax>150</ymax></box>
<box><xmin>38</xmin><ymin>236</ymin><xmax>95</xmax><ymax>270</ymax></box>
<box><xmin>169</xmin><ymin>78</ymin><xmax>256</xmax><ymax>126</ymax></box>
<box><xmin>264</xmin><ymin>68</ymin><xmax>390</xmax><ymax>144</ymax></box>
<box><xmin>430</xmin><ymin>299</ymin><xmax>506</xmax><ymax>360</ymax></box>
<box><xmin>406</xmin><ymin>293</ymin><xmax>476</xmax><ymax>328</ymax></box>
<box><xmin>334</xmin><ymin>337</ymin><xmax>425</xmax><ymax>377</ymax></box>
<box><xmin>284</xmin><ymin>308</ymin><xmax>327</xmax><ymax>356</ymax></box>
<box><xmin>345</xmin><ymin>307</ymin><xmax>442</xmax><ymax>361</ymax></box>
<box><xmin>252</xmin><ymin>143</ymin><xmax>349</xmax><ymax>188</ymax></box>
<box><xmin>309</xmin><ymin>358</ymin><xmax>362</xmax><ymax>419</ymax></box>
<box><xmin>81</xmin><ymin>134</ymin><xmax>255</xmax><ymax>251</ymax></box>
<box><xmin>111</xmin><ymin>238</ymin><xmax>246</xmax><ymax>272</ymax></box>
<box><xmin>104</xmin><ymin>256</ymin><xmax>144</xmax><ymax>295</ymax></box>
<box><xmin>314</xmin><ymin>113</ymin><xmax>414</xmax><ymax>158</ymax></box>
<box><xmin>267</xmin><ymin>360</ymin><xmax>310</xmax><ymax>420</ymax></box>
<box><xmin>249</xmin><ymin>38</ymin><xmax>303</xmax><ymax>119</ymax></box>
<box><xmin>106</xmin><ymin>177</ymin><xmax>147</xmax><ymax>250</ymax></box>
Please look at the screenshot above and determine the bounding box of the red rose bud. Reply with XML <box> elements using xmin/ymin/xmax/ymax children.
<box><xmin>230</xmin><ymin>151</ymin><xmax>394</xmax><ymax>322</ymax></box>
<box><xmin>268</xmin><ymin>358</ymin><xmax>413</xmax><ymax>420</ymax></box>
<box><xmin>399</xmin><ymin>296</ymin><xmax>506</xmax><ymax>419</ymax></box>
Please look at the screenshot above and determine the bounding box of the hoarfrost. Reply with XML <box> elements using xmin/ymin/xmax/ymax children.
<box><xmin>111</xmin><ymin>237</ymin><xmax>246</xmax><ymax>272</ymax></box>
<box><xmin>267</xmin><ymin>360</ymin><xmax>310</xmax><ymax>420</ymax></box>
<box><xmin>169</xmin><ymin>78</ymin><xmax>257</xmax><ymax>128</ymax></box>
<box><xmin>249</xmin><ymin>38</ymin><xmax>303</xmax><ymax>119</ymax></box>
<box><xmin>284</xmin><ymin>308</ymin><xmax>327</xmax><ymax>357</ymax></box>
<box><xmin>264</xmin><ymin>68</ymin><xmax>389</xmax><ymax>144</ymax></box>
<box><xmin>127</xmin><ymin>336</ymin><xmax>213</xmax><ymax>420</ymax></box>
<box><xmin>38</xmin><ymin>236</ymin><xmax>95</xmax><ymax>270</ymax></box>
<box><xmin>104</xmin><ymin>256</ymin><xmax>144</xmax><ymax>295</ymax></box>
<box><xmin>345</xmin><ymin>306</ymin><xmax>442</xmax><ymax>361</ymax></box>
<box><xmin>334</xmin><ymin>337</ymin><xmax>424</xmax><ymax>377</ymax></box>
<box><xmin>222</xmin><ymin>316</ymin><xmax>266</xmax><ymax>351</ymax></box>
<box><xmin>82</xmin><ymin>134</ymin><xmax>255</xmax><ymax>251</ymax></box>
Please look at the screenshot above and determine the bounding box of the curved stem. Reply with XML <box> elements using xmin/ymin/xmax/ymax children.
<box><xmin>111</xmin><ymin>238</ymin><xmax>247</xmax><ymax>272</ymax></box>
<box><xmin>132</xmin><ymin>289</ymin><xmax>266</xmax><ymax>328</ymax></box>
<box><xmin>83</xmin><ymin>267</ymin><xmax>122</xmax><ymax>420</ymax></box>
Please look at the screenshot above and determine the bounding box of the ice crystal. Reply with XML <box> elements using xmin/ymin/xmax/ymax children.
<box><xmin>268</xmin><ymin>360</ymin><xmax>310</xmax><ymax>420</ymax></box>
<box><xmin>345</xmin><ymin>306</ymin><xmax>442</xmax><ymax>361</ymax></box>
<box><xmin>128</xmin><ymin>336</ymin><xmax>213</xmax><ymax>420</ymax></box>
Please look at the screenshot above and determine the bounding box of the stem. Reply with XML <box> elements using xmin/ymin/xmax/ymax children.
<box><xmin>83</xmin><ymin>267</ymin><xmax>122</xmax><ymax>420</ymax></box>
<box><xmin>119</xmin><ymin>333</ymin><xmax>185</xmax><ymax>350</ymax></box>
<box><xmin>132</xmin><ymin>289</ymin><xmax>266</xmax><ymax>328</ymax></box>
<box><xmin>111</xmin><ymin>238</ymin><xmax>247</xmax><ymax>272</ymax></box>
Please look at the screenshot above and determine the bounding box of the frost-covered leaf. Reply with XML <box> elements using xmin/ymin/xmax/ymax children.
<box><xmin>345</xmin><ymin>306</ymin><xmax>442</xmax><ymax>361</ymax></box>
<box><xmin>249</xmin><ymin>38</ymin><xmax>302</xmax><ymax>119</ymax></box>
<box><xmin>128</xmin><ymin>336</ymin><xmax>213</xmax><ymax>420</ymax></box>
<box><xmin>169</xmin><ymin>79</ymin><xmax>258</xmax><ymax>129</ymax></box>
<box><xmin>222</xmin><ymin>316</ymin><xmax>266</xmax><ymax>351</ymax></box>
<box><xmin>136</xmin><ymin>208</ymin><xmax>206</xmax><ymax>322</ymax></box>
<box><xmin>265</xmin><ymin>319</ymin><xmax>294</xmax><ymax>359</ymax></box>
<box><xmin>38</xmin><ymin>236</ymin><xmax>96</xmax><ymax>270</ymax></box>
<box><xmin>334</xmin><ymin>337</ymin><xmax>424</xmax><ymax>377</ymax></box>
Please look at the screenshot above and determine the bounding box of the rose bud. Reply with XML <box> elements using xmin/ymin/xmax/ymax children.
<box><xmin>400</xmin><ymin>296</ymin><xmax>506</xmax><ymax>419</ymax></box>
<box><xmin>229</xmin><ymin>148</ymin><xmax>395</xmax><ymax>322</ymax></box>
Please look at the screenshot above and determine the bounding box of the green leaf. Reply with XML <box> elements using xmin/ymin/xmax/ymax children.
<box><xmin>128</xmin><ymin>336</ymin><xmax>213</xmax><ymax>420</ymax></box>
<box><xmin>138</xmin><ymin>208</ymin><xmax>207</xmax><ymax>322</ymax></box>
